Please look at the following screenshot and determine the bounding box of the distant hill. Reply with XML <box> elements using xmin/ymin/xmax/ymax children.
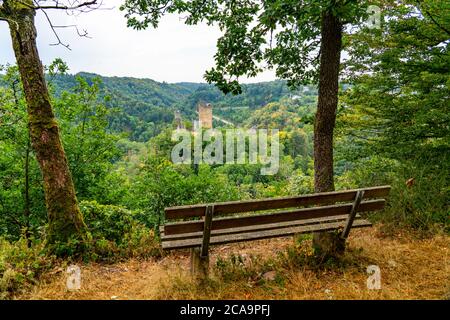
<box><xmin>1</xmin><ymin>72</ymin><xmax>317</xmax><ymax>141</ymax></box>
<box><xmin>51</xmin><ymin>72</ymin><xmax>199</xmax><ymax>109</ymax></box>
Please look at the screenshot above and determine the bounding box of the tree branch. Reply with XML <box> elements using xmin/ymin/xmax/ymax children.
<box><xmin>37</xmin><ymin>1</ymin><xmax>97</xmax><ymax>49</ymax></box>
<box><xmin>0</xmin><ymin>3</ymin><xmax>6</xmax><ymax>21</ymax></box>
<box><xmin>40</xmin><ymin>7</ymin><xmax>71</xmax><ymax>49</ymax></box>
<box><xmin>423</xmin><ymin>9</ymin><xmax>450</xmax><ymax>36</ymax></box>
<box><xmin>33</xmin><ymin>0</ymin><xmax>99</xmax><ymax>11</ymax></box>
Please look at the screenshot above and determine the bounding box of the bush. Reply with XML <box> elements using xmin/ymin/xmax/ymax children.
<box><xmin>124</xmin><ymin>160</ymin><xmax>246</xmax><ymax>229</ymax></box>
<box><xmin>0</xmin><ymin>201</ymin><xmax>162</xmax><ymax>299</ymax></box>
<box><xmin>80</xmin><ymin>201</ymin><xmax>135</xmax><ymax>245</ymax></box>
<box><xmin>47</xmin><ymin>201</ymin><xmax>162</xmax><ymax>261</ymax></box>
<box><xmin>335</xmin><ymin>157</ymin><xmax>449</xmax><ymax>234</ymax></box>
<box><xmin>0</xmin><ymin>238</ymin><xmax>54</xmax><ymax>299</ymax></box>
<box><xmin>79</xmin><ymin>201</ymin><xmax>162</xmax><ymax>261</ymax></box>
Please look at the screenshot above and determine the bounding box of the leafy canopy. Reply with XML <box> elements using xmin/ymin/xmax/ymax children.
<box><xmin>120</xmin><ymin>0</ymin><xmax>372</xmax><ymax>94</ymax></box>
<box><xmin>337</xmin><ymin>0</ymin><xmax>450</xmax><ymax>166</ymax></box>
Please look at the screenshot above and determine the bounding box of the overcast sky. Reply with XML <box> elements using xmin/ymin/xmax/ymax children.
<box><xmin>0</xmin><ymin>0</ymin><xmax>276</xmax><ymax>83</ymax></box>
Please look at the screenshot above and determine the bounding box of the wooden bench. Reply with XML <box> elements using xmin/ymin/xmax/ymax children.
<box><xmin>160</xmin><ymin>185</ymin><xmax>390</xmax><ymax>276</ymax></box>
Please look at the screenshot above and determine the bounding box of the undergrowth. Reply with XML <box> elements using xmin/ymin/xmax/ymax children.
<box><xmin>0</xmin><ymin>201</ymin><xmax>162</xmax><ymax>299</ymax></box>
<box><xmin>156</xmin><ymin>236</ymin><xmax>378</xmax><ymax>299</ymax></box>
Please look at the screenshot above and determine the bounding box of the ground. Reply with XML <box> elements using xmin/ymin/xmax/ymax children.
<box><xmin>16</xmin><ymin>225</ymin><xmax>450</xmax><ymax>300</ymax></box>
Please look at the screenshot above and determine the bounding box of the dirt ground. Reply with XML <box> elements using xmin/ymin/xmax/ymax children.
<box><xmin>16</xmin><ymin>225</ymin><xmax>450</xmax><ymax>300</ymax></box>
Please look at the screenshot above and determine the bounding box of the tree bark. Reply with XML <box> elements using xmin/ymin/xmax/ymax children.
<box><xmin>312</xmin><ymin>10</ymin><xmax>344</xmax><ymax>257</ymax></box>
<box><xmin>5</xmin><ymin>3</ymin><xmax>88</xmax><ymax>249</ymax></box>
<box><xmin>24</xmin><ymin>134</ymin><xmax>31</xmax><ymax>247</ymax></box>
<box><xmin>314</xmin><ymin>11</ymin><xmax>342</xmax><ymax>193</ymax></box>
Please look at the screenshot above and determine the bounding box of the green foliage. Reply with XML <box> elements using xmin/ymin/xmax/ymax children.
<box><xmin>80</xmin><ymin>201</ymin><xmax>136</xmax><ymax>245</ymax></box>
<box><xmin>0</xmin><ymin>64</ymin><xmax>46</xmax><ymax>241</ymax></box>
<box><xmin>286</xmin><ymin>169</ymin><xmax>315</xmax><ymax>196</ymax></box>
<box><xmin>46</xmin><ymin>58</ymin><xmax>69</xmax><ymax>78</ymax></box>
<box><xmin>53</xmin><ymin>76</ymin><xmax>122</xmax><ymax>200</ymax></box>
<box><xmin>245</xmin><ymin>101</ymin><xmax>303</xmax><ymax>129</ymax></box>
<box><xmin>44</xmin><ymin>72</ymin><xmax>319</xmax><ymax>138</ymax></box>
<box><xmin>0</xmin><ymin>200</ymin><xmax>161</xmax><ymax>299</ymax></box>
<box><xmin>339</xmin><ymin>0</ymin><xmax>450</xmax><ymax>166</ymax></box>
<box><xmin>335</xmin><ymin>158</ymin><xmax>449</xmax><ymax>233</ymax></box>
<box><xmin>48</xmin><ymin>72</ymin><xmax>187</xmax><ymax>141</ymax></box>
<box><xmin>121</xmin><ymin>0</ymin><xmax>372</xmax><ymax>93</ymax></box>
<box><xmin>0</xmin><ymin>64</ymin><xmax>126</xmax><ymax>242</ymax></box>
<box><xmin>0</xmin><ymin>200</ymin><xmax>162</xmax><ymax>298</ymax></box>
<box><xmin>336</xmin><ymin>0</ymin><xmax>449</xmax><ymax>233</ymax></box>
<box><xmin>49</xmin><ymin>201</ymin><xmax>161</xmax><ymax>261</ymax></box>
<box><xmin>1</xmin><ymin>0</ymin><xmax>448</xmax><ymax>281</ymax></box>
<box><xmin>81</xmin><ymin>201</ymin><xmax>160</xmax><ymax>260</ymax></box>
<box><xmin>124</xmin><ymin>156</ymin><xmax>246</xmax><ymax>228</ymax></box>
<box><xmin>0</xmin><ymin>238</ymin><xmax>54</xmax><ymax>300</ymax></box>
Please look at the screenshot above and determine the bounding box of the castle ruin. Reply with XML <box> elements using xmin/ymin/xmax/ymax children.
<box><xmin>174</xmin><ymin>110</ymin><xmax>184</xmax><ymax>129</ymax></box>
<box><xmin>197</xmin><ymin>102</ymin><xmax>213</xmax><ymax>129</ymax></box>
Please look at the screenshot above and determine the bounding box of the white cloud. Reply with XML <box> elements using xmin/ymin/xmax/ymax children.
<box><xmin>0</xmin><ymin>0</ymin><xmax>276</xmax><ymax>83</ymax></box>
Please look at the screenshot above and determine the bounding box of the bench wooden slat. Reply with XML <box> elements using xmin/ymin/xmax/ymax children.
<box><xmin>165</xmin><ymin>185</ymin><xmax>390</xmax><ymax>219</ymax></box>
<box><xmin>162</xmin><ymin>219</ymin><xmax>372</xmax><ymax>250</ymax></box>
<box><xmin>163</xmin><ymin>199</ymin><xmax>385</xmax><ymax>236</ymax></box>
<box><xmin>161</xmin><ymin>214</ymin><xmax>361</xmax><ymax>241</ymax></box>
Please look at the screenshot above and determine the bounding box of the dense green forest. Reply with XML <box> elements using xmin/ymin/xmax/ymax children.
<box><xmin>0</xmin><ymin>65</ymin><xmax>318</xmax><ymax>239</ymax></box>
<box><xmin>0</xmin><ymin>0</ymin><xmax>448</xmax><ymax>300</ymax></box>
<box><xmin>32</xmin><ymin>72</ymin><xmax>314</xmax><ymax>141</ymax></box>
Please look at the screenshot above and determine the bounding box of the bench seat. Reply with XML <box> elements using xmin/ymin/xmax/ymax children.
<box><xmin>161</xmin><ymin>214</ymin><xmax>371</xmax><ymax>250</ymax></box>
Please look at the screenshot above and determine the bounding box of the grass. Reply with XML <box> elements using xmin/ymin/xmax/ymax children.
<box><xmin>15</xmin><ymin>225</ymin><xmax>450</xmax><ymax>300</ymax></box>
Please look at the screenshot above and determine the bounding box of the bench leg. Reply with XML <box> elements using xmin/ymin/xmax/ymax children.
<box><xmin>190</xmin><ymin>247</ymin><xmax>209</xmax><ymax>279</ymax></box>
<box><xmin>312</xmin><ymin>231</ymin><xmax>346</xmax><ymax>259</ymax></box>
<box><xmin>312</xmin><ymin>190</ymin><xmax>364</xmax><ymax>259</ymax></box>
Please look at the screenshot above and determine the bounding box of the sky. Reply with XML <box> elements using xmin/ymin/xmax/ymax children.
<box><xmin>0</xmin><ymin>0</ymin><xmax>276</xmax><ymax>83</ymax></box>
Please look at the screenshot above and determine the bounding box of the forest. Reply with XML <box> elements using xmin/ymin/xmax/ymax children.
<box><xmin>0</xmin><ymin>0</ymin><xmax>448</xmax><ymax>301</ymax></box>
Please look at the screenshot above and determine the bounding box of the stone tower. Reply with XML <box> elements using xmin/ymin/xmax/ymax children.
<box><xmin>198</xmin><ymin>102</ymin><xmax>213</xmax><ymax>129</ymax></box>
<box><xmin>174</xmin><ymin>110</ymin><xmax>184</xmax><ymax>129</ymax></box>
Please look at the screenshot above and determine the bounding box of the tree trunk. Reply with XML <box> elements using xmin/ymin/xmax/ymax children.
<box><xmin>6</xmin><ymin>4</ymin><xmax>88</xmax><ymax>249</ymax></box>
<box><xmin>314</xmin><ymin>11</ymin><xmax>342</xmax><ymax>193</ymax></box>
<box><xmin>24</xmin><ymin>134</ymin><xmax>31</xmax><ymax>247</ymax></box>
<box><xmin>312</xmin><ymin>10</ymin><xmax>344</xmax><ymax>257</ymax></box>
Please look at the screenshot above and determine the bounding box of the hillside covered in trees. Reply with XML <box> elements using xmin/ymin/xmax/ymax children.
<box><xmin>35</xmin><ymin>72</ymin><xmax>315</xmax><ymax>141</ymax></box>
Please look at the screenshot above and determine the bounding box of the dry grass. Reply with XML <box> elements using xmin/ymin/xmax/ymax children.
<box><xmin>16</xmin><ymin>225</ymin><xmax>450</xmax><ymax>300</ymax></box>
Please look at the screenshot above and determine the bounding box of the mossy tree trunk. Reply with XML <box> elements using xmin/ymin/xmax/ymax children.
<box><xmin>24</xmin><ymin>134</ymin><xmax>31</xmax><ymax>247</ymax></box>
<box><xmin>312</xmin><ymin>10</ymin><xmax>345</xmax><ymax>257</ymax></box>
<box><xmin>3</xmin><ymin>2</ymin><xmax>88</xmax><ymax>249</ymax></box>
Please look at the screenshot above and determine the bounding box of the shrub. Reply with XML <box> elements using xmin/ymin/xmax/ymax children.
<box><xmin>0</xmin><ymin>238</ymin><xmax>55</xmax><ymax>299</ymax></box>
<box><xmin>335</xmin><ymin>157</ymin><xmax>449</xmax><ymax>234</ymax></box>
<box><xmin>124</xmin><ymin>161</ymin><xmax>245</xmax><ymax>230</ymax></box>
<box><xmin>80</xmin><ymin>201</ymin><xmax>135</xmax><ymax>245</ymax></box>
<box><xmin>79</xmin><ymin>201</ymin><xmax>161</xmax><ymax>261</ymax></box>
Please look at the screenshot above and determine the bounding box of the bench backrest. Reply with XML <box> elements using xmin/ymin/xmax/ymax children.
<box><xmin>163</xmin><ymin>185</ymin><xmax>391</xmax><ymax>236</ymax></box>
